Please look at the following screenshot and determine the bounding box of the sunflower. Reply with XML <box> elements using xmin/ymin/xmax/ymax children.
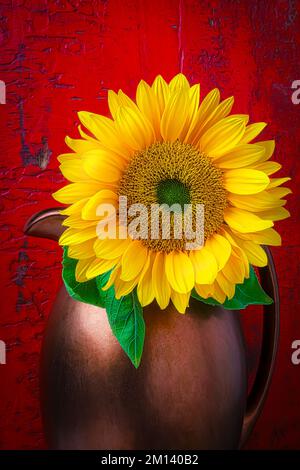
<box><xmin>53</xmin><ymin>73</ymin><xmax>290</xmax><ymax>314</ymax></box>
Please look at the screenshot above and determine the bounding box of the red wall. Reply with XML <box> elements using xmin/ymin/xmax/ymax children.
<box><xmin>0</xmin><ymin>0</ymin><xmax>299</xmax><ymax>449</ymax></box>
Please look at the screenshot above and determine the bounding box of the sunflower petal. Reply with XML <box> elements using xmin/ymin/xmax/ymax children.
<box><xmin>268</xmin><ymin>177</ymin><xmax>291</xmax><ymax>189</ymax></box>
<box><xmin>68</xmin><ymin>239</ymin><xmax>95</xmax><ymax>260</ymax></box>
<box><xmin>152</xmin><ymin>252</ymin><xmax>171</xmax><ymax>309</ymax></box>
<box><xmin>75</xmin><ymin>258</ymin><xmax>93</xmax><ymax>282</ymax></box>
<box><xmin>171</xmin><ymin>290</ymin><xmax>190</xmax><ymax>314</ymax></box>
<box><xmin>121</xmin><ymin>241</ymin><xmax>148</xmax><ymax>281</ymax></box>
<box><xmin>216</xmin><ymin>271</ymin><xmax>235</xmax><ymax>299</ymax></box>
<box><xmin>189</xmin><ymin>247</ymin><xmax>218</xmax><ymax>284</ymax></box>
<box><xmin>258</xmin><ymin>207</ymin><xmax>290</xmax><ymax>221</ymax></box>
<box><xmin>160</xmin><ymin>90</ymin><xmax>189</xmax><ymax>141</ymax></box>
<box><xmin>86</xmin><ymin>258</ymin><xmax>117</xmax><ymax>279</ymax></box>
<box><xmin>136</xmin><ymin>80</ymin><xmax>161</xmax><ymax>139</ymax></box>
<box><xmin>78</xmin><ymin>111</ymin><xmax>131</xmax><ymax>158</ymax></box>
<box><xmin>59</xmin><ymin>226</ymin><xmax>96</xmax><ymax>246</ymax></box>
<box><xmin>82</xmin><ymin>149</ymin><xmax>124</xmax><ymax>183</ymax></box>
<box><xmin>205</xmin><ymin>233</ymin><xmax>231</xmax><ymax>270</ymax></box>
<box><xmin>59</xmin><ymin>160</ymin><xmax>90</xmax><ymax>182</ymax></box>
<box><xmin>152</xmin><ymin>75</ymin><xmax>170</xmax><ymax>116</ymax></box>
<box><xmin>53</xmin><ymin>182</ymin><xmax>102</xmax><ymax>204</ymax></box>
<box><xmin>165</xmin><ymin>251</ymin><xmax>194</xmax><ymax>294</ymax></box>
<box><xmin>224</xmin><ymin>169</ymin><xmax>269</xmax><ymax>195</ymax></box>
<box><xmin>214</xmin><ymin>144</ymin><xmax>265</xmax><ymax>168</ymax></box>
<box><xmin>240</xmin><ymin>122</ymin><xmax>267</xmax><ymax>143</ymax></box>
<box><xmin>137</xmin><ymin>254</ymin><xmax>154</xmax><ymax>307</ymax></box>
<box><xmin>82</xmin><ymin>190</ymin><xmax>118</xmax><ymax>220</ymax></box>
<box><xmin>94</xmin><ymin>237</ymin><xmax>130</xmax><ymax>260</ymax></box>
<box><xmin>115</xmin><ymin>106</ymin><xmax>155</xmax><ymax>150</ymax></box>
<box><xmin>224</xmin><ymin>207</ymin><xmax>273</xmax><ymax>232</ymax></box>
<box><xmin>228</xmin><ymin>191</ymin><xmax>285</xmax><ymax>212</ymax></box>
<box><xmin>199</xmin><ymin>116</ymin><xmax>245</xmax><ymax>158</ymax></box>
<box><xmin>252</xmin><ymin>161</ymin><xmax>281</xmax><ymax>175</ymax></box>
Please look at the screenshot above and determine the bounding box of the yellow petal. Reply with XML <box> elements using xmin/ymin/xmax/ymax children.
<box><xmin>216</xmin><ymin>271</ymin><xmax>235</xmax><ymax>299</ymax></box>
<box><xmin>94</xmin><ymin>237</ymin><xmax>130</xmax><ymax>260</ymax></box>
<box><xmin>121</xmin><ymin>241</ymin><xmax>148</xmax><ymax>281</ymax></box>
<box><xmin>62</xmin><ymin>214</ymin><xmax>95</xmax><ymax>229</ymax></box>
<box><xmin>189</xmin><ymin>247</ymin><xmax>218</xmax><ymax>284</ymax></box>
<box><xmin>53</xmin><ymin>182</ymin><xmax>102</xmax><ymax>204</ymax></box>
<box><xmin>114</xmin><ymin>276</ymin><xmax>139</xmax><ymax>298</ymax></box>
<box><xmin>195</xmin><ymin>283</ymin><xmax>215</xmax><ymax>299</ymax></box>
<box><xmin>102</xmin><ymin>264</ymin><xmax>121</xmax><ymax>291</ymax></box>
<box><xmin>224</xmin><ymin>207</ymin><xmax>273</xmax><ymax>232</ymax></box>
<box><xmin>258</xmin><ymin>207</ymin><xmax>290</xmax><ymax>221</ymax></box>
<box><xmin>137</xmin><ymin>254</ymin><xmax>154</xmax><ymax>307</ymax></box>
<box><xmin>236</xmin><ymin>228</ymin><xmax>281</xmax><ymax>246</ymax></box>
<box><xmin>160</xmin><ymin>89</ymin><xmax>189</xmax><ymax>141</ymax></box>
<box><xmin>185</xmin><ymin>88</ymin><xmax>220</xmax><ymax>144</ymax></box>
<box><xmin>117</xmin><ymin>89</ymin><xmax>138</xmax><ymax>110</ymax></box>
<box><xmin>214</xmin><ymin>144</ymin><xmax>265</xmax><ymax>168</ymax></box>
<box><xmin>252</xmin><ymin>161</ymin><xmax>281</xmax><ymax>175</ymax></box>
<box><xmin>192</xmin><ymin>96</ymin><xmax>234</xmax><ymax>139</ymax></box>
<box><xmin>179</xmin><ymin>84</ymin><xmax>200</xmax><ymax>140</ymax></box>
<box><xmin>136</xmin><ymin>80</ymin><xmax>161</xmax><ymax>139</ymax></box>
<box><xmin>152</xmin><ymin>252</ymin><xmax>171</xmax><ymax>309</ymax></box>
<box><xmin>152</xmin><ymin>75</ymin><xmax>170</xmax><ymax>117</ymax></box>
<box><xmin>65</xmin><ymin>135</ymin><xmax>100</xmax><ymax>154</ymax></box>
<box><xmin>58</xmin><ymin>152</ymin><xmax>78</xmax><ymax>164</ymax></box>
<box><xmin>59</xmin><ymin>226</ymin><xmax>96</xmax><ymax>246</ymax></box>
<box><xmin>115</xmin><ymin>106</ymin><xmax>155</xmax><ymax>150</ymax></box>
<box><xmin>59</xmin><ymin>160</ymin><xmax>90</xmax><ymax>182</ymax></box>
<box><xmin>86</xmin><ymin>257</ymin><xmax>117</xmax><ymax>279</ymax></box>
<box><xmin>224</xmin><ymin>169</ymin><xmax>269</xmax><ymax>195</ymax></box>
<box><xmin>196</xmin><ymin>88</ymin><xmax>220</xmax><ymax>123</ymax></box>
<box><xmin>211</xmin><ymin>281</ymin><xmax>226</xmax><ymax>303</ymax></box>
<box><xmin>268</xmin><ymin>177</ymin><xmax>291</xmax><ymax>189</ymax></box>
<box><xmin>59</xmin><ymin>198</ymin><xmax>89</xmax><ymax>216</ymax></box>
<box><xmin>165</xmin><ymin>251</ymin><xmax>194</xmax><ymax>293</ymax></box>
<box><xmin>228</xmin><ymin>191</ymin><xmax>285</xmax><ymax>212</ymax></box>
<box><xmin>255</xmin><ymin>140</ymin><xmax>275</xmax><ymax>163</ymax></box>
<box><xmin>171</xmin><ymin>290</ymin><xmax>190</xmax><ymax>314</ymax></box>
<box><xmin>222</xmin><ymin>251</ymin><xmax>245</xmax><ymax>284</ymax></box>
<box><xmin>82</xmin><ymin>190</ymin><xmax>118</xmax><ymax>220</ymax></box>
<box><xmin>107</xmin><ymin>90</ymin><xmax>119</xmax><ymax>119</ymax></box>
<box><xmin>205</xmin><ymin>233</ymin><xmax>231</xmax><ymax>270</ymax></box>
<box><xmin>82</xmin><ymin>149</ymin><xmax>124</xmax><ymax>183</ymax></box>
<box><xmin>169</xmin><ymin>73</ymin><xmax>190</xmax><ymax>92</ymax></box>
<box><xmin>68</xmin><ymin>240</ymin><xmax>95</xmax><ymax>259</ymax></box>
<box><xmin>233</xmin><ymin>238</ymin><xmax>268</xmax><ymax>267</ymax></box>
<box><xmin>240</xmin><ymin>122</ymin><xmax>267</xmax><ymax>143</ymax></box>
<box><xmin>199</xmin><ymin>116</ymin><xmax>245</xmax><ymax>158</ymax></box>
<box><xmin>268</xmin><ymin>187</ymin><xmax>291</xmax><ymax>199</ymax></box>
<box><xmin>78</xmin><ymin>111</ymin><xmax>131</xmax><ymax>158</ymax></box>
<box><xmin>75</xmin><ymin>258</ymin><xmax>93</xmax><ymax>282</ymax></box>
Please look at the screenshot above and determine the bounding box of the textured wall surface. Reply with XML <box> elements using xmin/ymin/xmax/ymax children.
<box><xmin>0</xmin><ymin>0</ymin><xmax>299</xmax><ymax>449</ymax></box>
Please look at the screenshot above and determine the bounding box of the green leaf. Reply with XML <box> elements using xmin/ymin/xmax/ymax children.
<box><xmin>191</xmin><ymin>265</ymin><xmax>273</xmax><ymax>310</ymax></box>
<box><xmin>62</xmin><ymin>247</ymin><xmax>106</xmax><ymax>308</ymax></box>
<box><xmin>103</xmin><ymin>285</ymin><xmax>145</xmax><ymax>368</ymax></box>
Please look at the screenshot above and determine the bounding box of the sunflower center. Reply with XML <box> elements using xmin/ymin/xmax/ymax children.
<box><xmin>157</xmin><ymin>179</ymin><xmax>190</xmax><ymax>209</ymax></box>
<box><xmin>118</xmin><ymin>141</ymin><xmax>227</xmax><ymax>252</ymax></box>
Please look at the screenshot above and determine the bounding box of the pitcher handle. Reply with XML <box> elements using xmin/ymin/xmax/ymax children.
<box><xmin>239</xmin><ymin>246</ymin><xmax>280</xmax><ymax>447</ymax></box>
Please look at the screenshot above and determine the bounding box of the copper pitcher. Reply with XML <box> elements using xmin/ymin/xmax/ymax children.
<box><xmin>24</xmin><ymin>208</ymin><xmax>279</xmax><ymax>450</ymax></box>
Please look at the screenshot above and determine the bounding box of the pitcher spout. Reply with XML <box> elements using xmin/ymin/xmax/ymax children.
<box><xmin>24</xmin><ymin>208</ymin><xmax>66</xmax><ymax>241</ymax></box>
